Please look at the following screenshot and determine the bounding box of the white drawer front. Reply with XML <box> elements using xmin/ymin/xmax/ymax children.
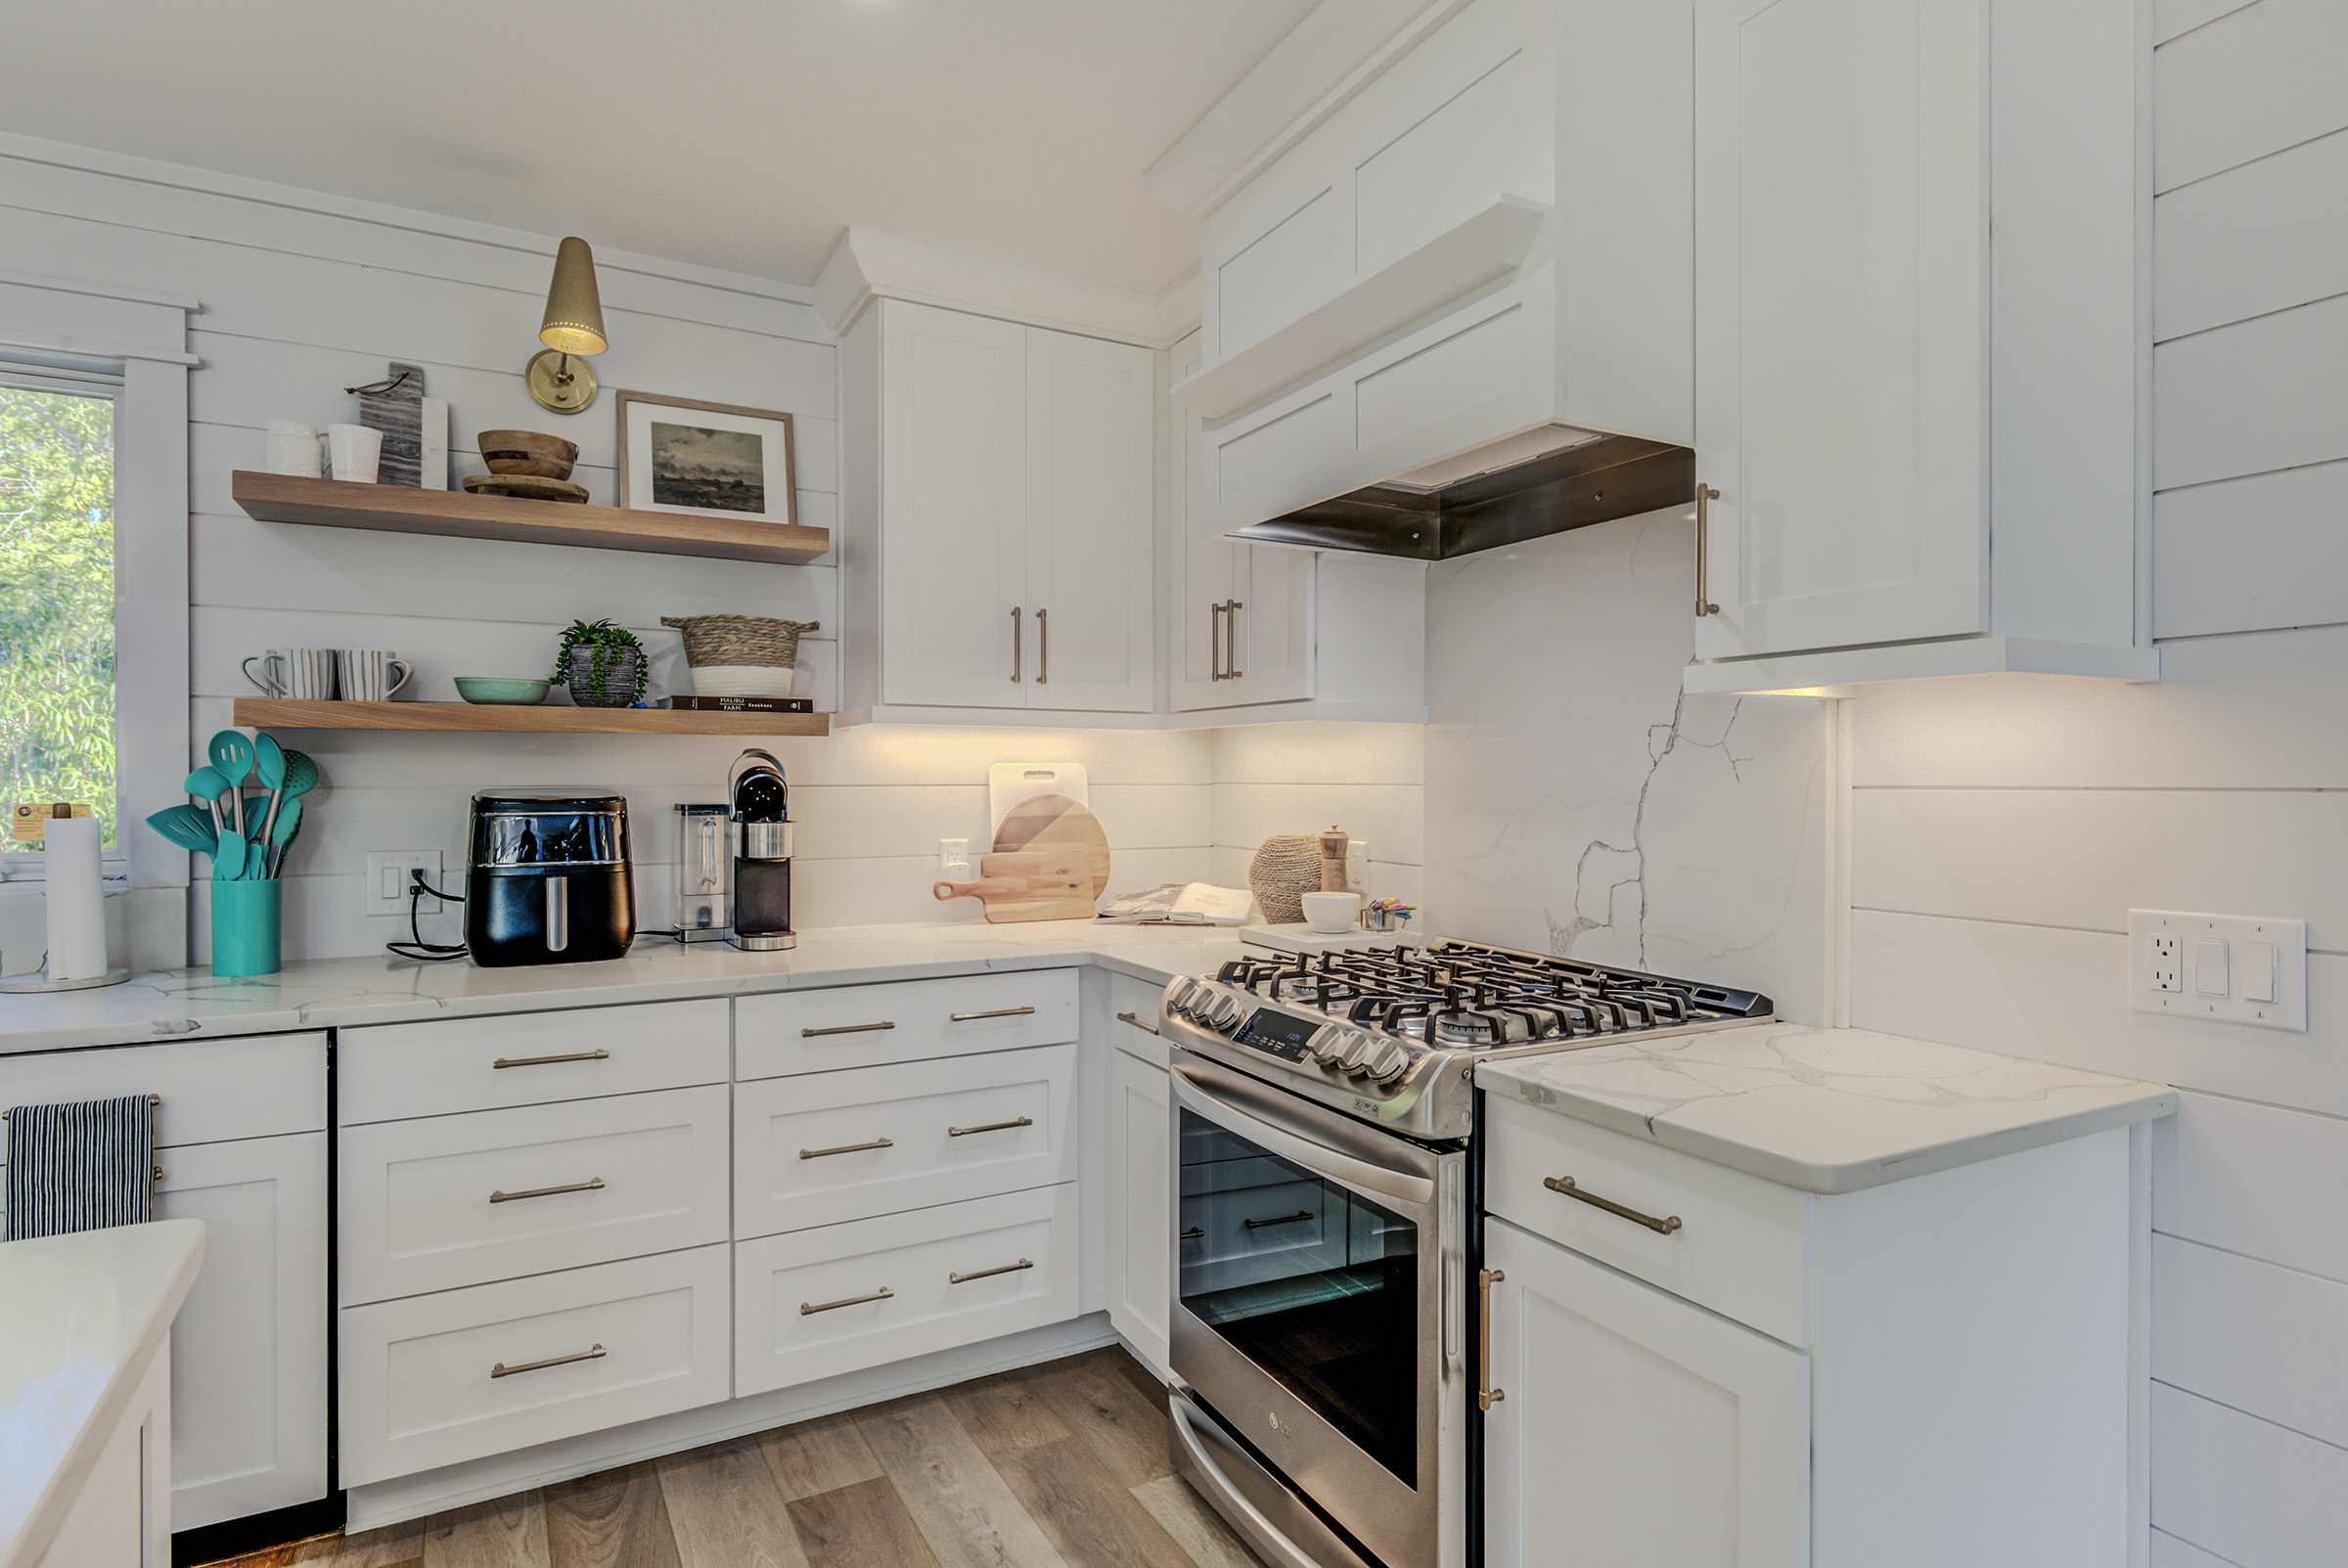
<box><xmin>339</xmin><ymin>1243</ymin><xmax>730</xmax><ymax>1487</ymax></box>
<box><xmin>0</xmin><ymin>1032</ymin><xmax>324</xmax><ymax>1144</ymax></box>
<box><xmin>339</xmin><ymin>1000</ymin><xmax>729</xmax><ymax>1123</ymax></box>
<box><xmin>1484</xmin><ymin>1096</ymin><xmax>1814</xmax><ymax>1346</ymax></box>
<box><xmin>1106</xmin><ymin>972</ymin><xmax>1172</xmax><ymax>1069</ymax></box>
<box><xmin>734</xmin><ymin>1184</ymin><xmax>1080</xmax><ymax>1397</ymax></box>
<box><xmin>339</xmin><ymin>1085</ymin><xmax>731</xmax><ymax>1303</ymax></box>
<box><xmin>735</xmin><ymin>1044</ymin><xmax>1075</xmax><ymax>1239</ymax></box>
<box><xmin>735</xmin><ymin>969</ymin><xmax>1078</xmax><ymax>1080</ymax></box>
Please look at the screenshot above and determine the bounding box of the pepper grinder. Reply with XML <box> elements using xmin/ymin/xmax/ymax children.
<box><xmin>1319</xmin><ymin>825</ymin><xmax>1350</xmax><ymax>893</ymax></box>
<box><xmin>728</xmin><ymin>748</ymin><xmax>794</xmax><ymax>951</ymax></box>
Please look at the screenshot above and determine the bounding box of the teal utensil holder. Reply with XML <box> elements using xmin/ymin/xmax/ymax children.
<box><xmin>210</xmin><ymin>877</ymin><xmax>282</xmax><ymax>977</ymax></box>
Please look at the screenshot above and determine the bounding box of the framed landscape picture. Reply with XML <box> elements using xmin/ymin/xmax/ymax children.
<box><xmin>615</xmin><ymin>390</ymin><xmax>797</xmax><ymax>525</ymax></box>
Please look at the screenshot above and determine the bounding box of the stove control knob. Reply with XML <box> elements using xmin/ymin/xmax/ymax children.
<box><xmin>1337</xmin><ymin>1033</ymin><xmax>1378</xmax><ymax>1073</ymax></box>
<box><xmin>1163</xmin><ymin>978</ymin><xmax>1197</xmax><ymax>1014</ymax></box>
<box><xmin>1208</xmin><ymin>995</ymin><xmax>1245</xmax><ymax>1032</ymax></box>
<box><xmin>1306</xmin><ymin>1025</ymin><xmax>1349</xmax><ymax>1065</ymax></box>
<box><xmin>1361</xmin><ymin>1039</ymin><xmax>1412</xmax><ymax>1084</ymax></box>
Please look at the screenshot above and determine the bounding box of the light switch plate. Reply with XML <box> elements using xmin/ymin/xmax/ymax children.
<box><xmin>367</xmin><ymin>851</ymin><xmax>445</xmax><ymax>917</ymax></box>
<box><xmin>2128</xmin><ymin>910</ymin><xmax>2307</xmax><ymax>1031</ymax></box>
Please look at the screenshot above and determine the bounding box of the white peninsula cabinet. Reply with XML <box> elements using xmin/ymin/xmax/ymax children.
<box><xmin>1685</xmin><ymin>0</ymin><xmax>2155</xmax><ymax>693</ymax></box>
<box><xmin>0</xmin><ymin>1035</ymin><xmax>329</xmax><ymax>1534</ymax></box>
<box><xmin>840</xmin><ymin>298</ymin><xmax>1154</xmax><ymax>720</ymax></box>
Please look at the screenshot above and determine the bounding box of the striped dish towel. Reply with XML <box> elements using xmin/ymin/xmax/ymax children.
<box><xmin>3</xmin><ymin>1095</ymin><xmax>157</xmax><ymax>1241</ymax></box>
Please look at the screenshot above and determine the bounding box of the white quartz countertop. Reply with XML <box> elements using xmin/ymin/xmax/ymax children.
<box><xmin>0</xmin><ymin>1218</ymin><xmax>205</xmax><ymax>1568</ymax></box>
<box><xmin>0</xmin><ymin>921</ymin><xmax>1254</xmax><ymax>1054</ymax></box>
<box><xmin>1475</xmin><ymin>1023</ymin><xmax>2177</xmax><ymax>1193</ymax></box>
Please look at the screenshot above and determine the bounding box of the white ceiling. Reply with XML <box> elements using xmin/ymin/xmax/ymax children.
<box><xmin>0</xmin><ymin>0</ymin><xmax>1319</xmax><ymax>294</ymax></box>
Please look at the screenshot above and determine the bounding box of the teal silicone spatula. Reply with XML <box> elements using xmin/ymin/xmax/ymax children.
<box><xmin>267</xmin><ymin>796</ymin><xmax>304</xmax><ymax>877</ymax></box>
<box><xmin>145</xmin><ymin>805</ymin><xmax>219</xmax><ymax>859</ymax></box>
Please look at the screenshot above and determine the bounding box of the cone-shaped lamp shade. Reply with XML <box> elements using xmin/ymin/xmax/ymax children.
<box><xmin>538</xmin><ymin>237</ymin><xmax>608</xmax><ymax>356</ymax></box>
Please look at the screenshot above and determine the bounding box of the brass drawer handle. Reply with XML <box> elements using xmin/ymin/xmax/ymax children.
<box><xmin>1225</xmin><ymin>599</ymin><xmax>1243</xmax><ymax>679</ymax></box>
<box><xmin>802</xmin><ymin>1021</ymin><xmax>895</xmax><ymax>1038</ymax></box>
<box><xmin>492</xmin><ymin>1049</ymin><xmax>610</xmax><ymax>1069</ymax></box>
<box><xmin>1478</xmin><ymin>1269</ymin><xmax>1506</xmax><ymax>1411</ymax></box>
<box><xmin>1115</xmin><ymin>1010</ymin><xmax>1160</xmax><ymax>1035</ymax></box>
<box><xmin>948</xmin><ymin>1115</ymin><xmax>1034</xmax><ymax>1138</ymax></box>
<box><xmin>1210</xmin><ymin>602</ymin><xmax>1228</xmax><ymax>680</ymax></box>
<box><xmin>1243</xmin><ymin>1209</ymin><xmax>1315</xmax><ymax>1232</ymax></box>
<box><xmin>949</xmin><ymin>1257</ymin><xmax>1034</xmax><ymax>1284</ymax></box>
<box><xmin>950</xmin><ymin>1006</ymin><xmax>1036</xmax><ymax>1021</ymax></box>
<box><xmin>1544</xmin><ymin>1175</ymin><xmax>1683</xmax><ymax>1235</ymax></box>
<box><xmin>1694</xmin><ymin>485</ymin><xmax>1721</xmax><ymax>617</ymax></box>
<box><xmin>491</xmin><ymin>1343</ymin><xmax>604</xmax><ymax>1378</ymax></box>
<box><xmin>801</xmin><ymin>1137</ymin><xmax>894</xmax><ymax>1160</ymax></box>
<box><xmin>1180</xmin><ymin>1227</ymin><xmax>1205</xmax><ymax>1239</ymax></box>
<box><xmin>1037</xmin><ymin>606</ymin><xmax>1048</xmax><ymax>685</ymax></box>
<box><xmin>802</xmin><ymin>1286</ymin><xmax>894</xmax><ymax>1316</ymax></box>
<box><xmin>490</xmin><ymin>1176</ymin><xmax>606</xmax><ymax>1204</ymax></box>
<box><xmin>1011</xmin><ymin>605</ymin><xmax>1022</xmax><ymax>683</ymax></box>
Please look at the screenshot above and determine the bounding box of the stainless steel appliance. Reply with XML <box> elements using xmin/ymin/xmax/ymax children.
<box><xmin>464</xmin><ymin>789</ymin><xmax>634</xmax><ymax>966</ymax></box>
<box><xmin>727</xmin><ymin>749</ymin><xmax>793</xmax><ymax>952</ymax></box>
<box><xmin>1158</xmin><ymin>940</ymin><xmax>1774</xmax><ymax>1568</ymax></box>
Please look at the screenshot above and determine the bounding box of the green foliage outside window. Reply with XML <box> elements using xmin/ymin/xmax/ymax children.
<box><xmin>0</xmin><ymin>385</ymin><xmax>115</xmax><ymax>849</ymax></box>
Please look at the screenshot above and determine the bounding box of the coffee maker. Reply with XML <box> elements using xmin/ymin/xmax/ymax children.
<box><xmin>728</xmin><ymin>749</ymin><xmax>794</xmax><ymax>951</ymax></box>
<box><xmin>466</xmin><ymin>789</ymin><xmax>634</xmax><ymax>966</ymax></box>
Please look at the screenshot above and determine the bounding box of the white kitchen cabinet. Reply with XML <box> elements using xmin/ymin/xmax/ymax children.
<box><xmin>1103</xmin><ymin>1046</ymin><xmax>1173</xmax><ymax>1378</ymax></box>
<box><xmin>1686</xmin><ymin>0</ymin><xmax>2154</xmax><ymax>692</ymax></box>
<box><xmin>1483</xmin><ymin>1216</ymin><xmax>1809</xmax><ymax>1568</ymax></box>
<box><xmin>847</xmin><ymin>297</ymin><xmax>1153</xmax><ymax>717</ymax></box>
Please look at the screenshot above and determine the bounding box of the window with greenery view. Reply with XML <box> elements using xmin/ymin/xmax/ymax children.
<box><xmin>0</xmin><ymin>377</ymin><xmax>116</xmax><ymax>851</ymax></box>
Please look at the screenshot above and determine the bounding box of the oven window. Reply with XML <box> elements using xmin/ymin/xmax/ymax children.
<box><xmin>1178</xmin><ymin>1108</ymin><xmax>1419</xmax><ymax>1486</ymax></box>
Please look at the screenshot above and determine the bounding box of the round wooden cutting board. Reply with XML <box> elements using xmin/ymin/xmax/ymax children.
<box><xmin>993</xmin><ymin>793</ymin><xmax>1111</xmax><ymax>898</ymax></box>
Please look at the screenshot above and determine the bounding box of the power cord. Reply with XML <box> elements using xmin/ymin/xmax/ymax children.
<box><xmin>387</xmin><ymin>868</ymin><xmax>469</xmax><ymax>963</ymax></box>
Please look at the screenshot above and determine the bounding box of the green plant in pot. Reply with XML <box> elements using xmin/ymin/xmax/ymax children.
<box><xmin>554</xmin><ymin>617</ymin><xmax>647</xmax><ymax>707</ymax></box>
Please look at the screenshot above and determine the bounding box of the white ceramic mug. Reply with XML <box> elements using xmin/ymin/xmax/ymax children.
<box><xmin>337</xmin><ymin>650</ymin><xmax>412</xmax><ymax>703</ymax></box>
<box><xmin>244</xmin><ymin>647</ymin><xmax>338</xmax><ymax>699</ymax></box>
<box><xmin>326</xmin><ymin>423</ymin><xmax>383</xmax><ymax>483</ymax></box>
<box><xmin>1301</xmin><ymin>890</ymin><xmax>1363</xmax><ymax>935</ymax></box>
<box><xmin>264</xmin><ymin>421</ymin><xmax>325</xmax><ymax>477</ymax></box>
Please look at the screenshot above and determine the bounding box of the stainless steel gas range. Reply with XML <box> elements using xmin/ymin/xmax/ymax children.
<box><xmin>1156</xmin><ymin>939</ymin><xmax>1773</xmax><ymax>1568</ymax></box>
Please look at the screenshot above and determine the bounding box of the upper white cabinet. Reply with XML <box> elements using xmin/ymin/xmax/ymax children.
<box><xmin>1179</xmin><ymin>0</ymin><xmax>1695</xmax><ymax>538</ymax></box>
<box><xmin>1686</xmin><ymin>0</ymin><xmax>2156</xmax><ymax>692</ymax></box>
<box><xmin>844</xmin><ymin>298</ymin><xmax>1154</xmax><ymax>717</ymax></box>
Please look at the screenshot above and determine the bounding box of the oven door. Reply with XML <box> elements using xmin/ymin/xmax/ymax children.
<box><xmin>1169</xmin><ymin>1053</ymin><xmax>1464</xmax><ymax>1568</ymax></box>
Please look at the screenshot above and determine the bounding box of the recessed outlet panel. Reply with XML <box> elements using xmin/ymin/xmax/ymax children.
<box><xmin>2128</xmin><ymin>910</ymin><xmax>2307</xmax><ymax>1031</ymax></box>
<box><xmin>367</xmin><ymin>851</ymin><xmax>445</xmax><ymax>917</ymax></box>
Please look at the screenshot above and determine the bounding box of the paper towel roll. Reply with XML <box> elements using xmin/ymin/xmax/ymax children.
<box><xmin>42</xmin><ymin>815</ymin><xmax>107</xmax><ymax>980</ymax></box>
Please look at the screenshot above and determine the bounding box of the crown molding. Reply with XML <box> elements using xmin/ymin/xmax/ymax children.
<box><xmin>1144</xmin><ymin>0</ymin><xmax>1476</xmax><ymax>222</ymax></box>
<box><xmin>815</xmin><ymin>228</ymin><xmax>1194</xmax><ymax>348</ymax></box>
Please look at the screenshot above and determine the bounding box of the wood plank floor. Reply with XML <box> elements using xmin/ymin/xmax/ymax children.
<box><xmin>217</xmin><ymin>1349</ymin><xmax>1264</xmax><ymax>1568</ymax></box>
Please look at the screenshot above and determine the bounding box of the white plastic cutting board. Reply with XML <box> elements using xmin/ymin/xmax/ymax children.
<box><xmin>989</xmin><ymin>763</ymin><xmax>1088</xmax><ymax>835</ymax></box>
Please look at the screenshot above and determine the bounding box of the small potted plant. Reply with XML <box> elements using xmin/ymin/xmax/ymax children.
<box><xmin>554</xmin><ymin>617</ymin><xmax>647</xmax><ymax>707</ymax></box>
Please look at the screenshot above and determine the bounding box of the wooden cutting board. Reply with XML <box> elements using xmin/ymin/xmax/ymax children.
<box><xmin>932</xmin><ymin>850</ymin><xmax>1094</xmax><ymax>922</ymax></box>
<box><xmin>993</xmin><ymin>793</ymin><xmax>1111</xmax><ymax>899</ymax></box>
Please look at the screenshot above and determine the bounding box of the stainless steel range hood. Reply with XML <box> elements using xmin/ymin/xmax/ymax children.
<box><xmin>1224</xmin><ymin>422</ymin><xmax>1694</xmax><ymax>561</ymax></box>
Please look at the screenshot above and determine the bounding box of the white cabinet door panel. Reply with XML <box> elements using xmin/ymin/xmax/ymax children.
<box><xmin>1105</xmin><ymin>1050</ymin><xmax>1172</xmax><ymax>1378</ymax></box>
<box><xmin>1024</xmin><ymin>328</ymin><xmax>1155</xmax><ymax>712</ymax></box>
<box><xmin>339</xmin><ymin>1001</ymin><xmax>728</xmax><ymax>1123</ymax></box>
<box><xmin>1484</xmin><ymin>1218</ymin><xmax>1809</xmax><ymax>1568</ymax></box>
<box><xmin>735</xmin><ymin>969</ymin><xmax>1079</xmax><ymax>1080</ymax></box>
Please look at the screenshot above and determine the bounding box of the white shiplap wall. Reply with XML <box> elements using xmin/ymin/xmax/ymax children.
<box><xmin>1210</xmin><ymin>723</ymin><xmax>1425</xmax><ymax>912</ymax></box>
<box><xmin>0</xmin><ymin>132</ymin><xmax>1214</xmax><ymax>963</ymax></box>
<box><xmin>1850</xmin><ymin>3</ymin><xmax>2348</xmax><ymax>1560</ymax></box>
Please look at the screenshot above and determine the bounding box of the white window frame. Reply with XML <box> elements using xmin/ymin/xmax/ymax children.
<box><xmin>0</xmin><ymin>271</ymin><xmax>195</xmax><ymax>892</ymax></box>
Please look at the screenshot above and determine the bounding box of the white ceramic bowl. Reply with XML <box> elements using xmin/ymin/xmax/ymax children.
<box><xmin>1300</xmin><ymin>891</ymin><xmax>1363</xmax><ymax>935</ymax></box>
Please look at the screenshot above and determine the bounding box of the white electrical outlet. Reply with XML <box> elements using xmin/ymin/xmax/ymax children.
<box><xmin>939</xmin><ymin>838</ymin><xmax>973</xmax><ymax>881</ymax></box>
<box><xmin>1345</xmin><ymin>842</ymin><xmax>1370</xmax><ymax>895</ymax></box>
<box><xmin>367</xmin><ymin>851</ymin><xmax>445</xmax><ymax>917</ymax></box>
<box><xmin>2128</xmin><ymin>910</ymin><xmax>2307</xmax><ymax>1031</ymax></box>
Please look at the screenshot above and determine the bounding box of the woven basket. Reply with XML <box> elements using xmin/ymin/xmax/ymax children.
<box><xmin>1249</xmin><ymin>834</ymin><xmax>1324</xmax><ymax>926</ymax></box>
<box><xmin>659</xmin><ymin>615</ymin><xmax>820</xmax><ymax>669</ymax></box>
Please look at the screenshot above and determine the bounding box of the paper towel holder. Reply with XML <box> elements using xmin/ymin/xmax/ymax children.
<box><xmin>0</xmin><ymin>965</ymin><xmax>131</xmax><ymax>993</ymax></box>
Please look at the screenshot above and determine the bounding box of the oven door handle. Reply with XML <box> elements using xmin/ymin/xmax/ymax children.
<box><xmin>1170</xmin><ymin>1062</ymin><xmax>1436</xmax><ymax>1211</ymax></box>
<box><xmin>1169</xmin><ymin>1393</ymin><xmax>1379</xmax><ymax>1568</ymax></box>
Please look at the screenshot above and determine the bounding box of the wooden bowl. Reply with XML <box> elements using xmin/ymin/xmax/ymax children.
<box><xmin>476</xmin><ymin>429</ymin><xmax>578</xmax><ymax>479</ymax></box>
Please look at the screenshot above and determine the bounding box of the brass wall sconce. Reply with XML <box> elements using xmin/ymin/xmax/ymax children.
<box><xmin>526</xmin><ymin>236</ymin><xmax>609</xmax><ymax>413</ymax></box>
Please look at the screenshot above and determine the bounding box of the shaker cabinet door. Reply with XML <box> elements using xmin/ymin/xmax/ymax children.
<box><xmin>1483</xmin><ymin>1217</ymin><xmax>1809</xmax><ymax>1568</ymax></box>
<box><xmin>1105</xmin><ymin>1049</ymin><xmax>1173</xmax><ymax>1378</ymax></box>
<box><xmin>1692</xmin><ymin>0</ymin><xmax>1988</xmax><ymax>661</ymax></box>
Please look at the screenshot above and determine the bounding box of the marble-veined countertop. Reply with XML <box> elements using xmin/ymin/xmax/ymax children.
<box><xmin>0</xmin><ymin>1218</ymin><xmax>205</xmax><ymax>1568</ymax></box>
<box><xmin>1475</xmin><ymin>1022</ymin><xmax>2176</xmax><ymax>1193</ymax></box>
<box><xmin>0</xmin><ymin>921</ymin><xmax>1255</xmax><ymax>1054</ymax></box>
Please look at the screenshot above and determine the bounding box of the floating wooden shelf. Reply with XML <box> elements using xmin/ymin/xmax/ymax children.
<box><xmin>234</xmin><ymin>699</ymin><xmax>831</xmax><ymax>737</ymax></box>
<box><xmin>230</xmin><ymin>470</ymin><xmax>831</xmax><ymax>565</ymax></box>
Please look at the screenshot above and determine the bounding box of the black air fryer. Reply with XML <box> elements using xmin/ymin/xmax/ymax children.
<box><xmin>465</xmin><ymin>789</ymin><xmax>634</xmax><ymax>966</ymax></box>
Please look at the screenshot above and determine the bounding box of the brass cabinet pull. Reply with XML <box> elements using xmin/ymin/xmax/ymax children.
<box><xmin>1544</xmin><ymin>1175</ymin><xmax>1683</xmax><ymax>1235</ymax></box>
<box><xmin>1694</xmin><ymin>485</ymin><xmax>1721</xmax><ymax>617</ymax></box>
<box><xmin>948</xmin><ymin>1115</ymin><xmax>1034</xmax><ymax>1138</ymax></box>
<box><xmin>1225</xmin><ymin>600</ymin><xmax>1243</xmax><ymax>679</ymax></box>
<box><xmin>801</xmin><ymin>1286</ymin><xmax>894</xmax><ymax>1316</ymax></box>
<box><xmin>1210</xmin><ymin>602</ymin><xmax>1228</xmax><ymax>680</ymax></box>
<box><xmin>1242</xmin><ymin>1208</ymin><xmax>1315</xmax><ymax>1232</ymax></box>
<box><xmin>1477</xmin><ymin>1269</ymin><xmax>1506</xmax><ymax>1411</ymax></box>
<box><xmin>951</xmin><ymin>1006</ymin><xmax>1036</xmax><ymax>1021</ymax></box>
<box><xmin>1037</xmin><ymin>606</ymin><xmax>1048</xmax><ymax>685</ymax></box>
<box><xmin>802</xmin><ymin>1021</ymin><xmax>895</xmax><ymax>1038</ymax></box>
<box><xmin>948</xmin><ymin>1257</ymin><xmax>1035</xmax><ymax>1284</ymax></box>
<box><xmin>490</xmin><ymin>1176</ymin><xmax>606</xmax><ymax>1204</ymax></box>
<box><xmin>1180</xmin><ymin>1227</ymin><xmax>1205</xmax><ymax>1239</ymax></box>
<box><xmin>1011</xmin><ymin>606</ymin><xmax>1022</xmax><ymax>682</ymax></box>
<box><xmin>492</xmin><ymin>1049</ymin><xmax>610</xmax><ymax>1069</ymax></box>
<box><xmin>492</xmin><ymin>1343</ymin><xmax>605</xmax><ymax>1378</ymax></box>
<box><xmin>800</xmin><ymin>1137</ymin><xmax>893</xmax><ymax>1160</ymax></box>
<box><xmin>1115</xmin><ymin>1009</ymin><xmax>1160</xmax><ymax>1035</ymax></box>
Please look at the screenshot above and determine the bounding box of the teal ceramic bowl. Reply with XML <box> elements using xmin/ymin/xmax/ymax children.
<box><xmin>454</xmin><ymin>677</ymin><xmax>552</xmax><ymax>706</ymax></box>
